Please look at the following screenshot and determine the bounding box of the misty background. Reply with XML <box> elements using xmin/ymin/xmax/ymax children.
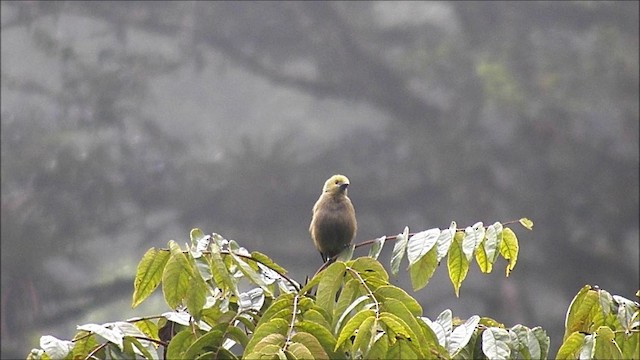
<box><xmin>1</xmin><ymin>1</ymin><xmax>638</xmax><ymax>358</ymax></box>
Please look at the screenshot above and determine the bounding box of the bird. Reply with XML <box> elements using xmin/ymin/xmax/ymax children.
<box><xmin>309</xmin><ymin>174</ymin><xmax>357</xmax><ymax>263</ymax></box>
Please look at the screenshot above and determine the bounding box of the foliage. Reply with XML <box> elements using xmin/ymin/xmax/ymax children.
<box><xmin>26</xmin><ymin>218</ymin><xmax>640</xmax><ymax>359</ymax></box>
<box><xmin>16</xmin><ymin>220</ymin><xmax>517</xmax><ymax>358</ymax></box>
<box><xmin>555</xmin><ymin>285</ymin><xmax>640</xmax><ymax>359</ymax></box>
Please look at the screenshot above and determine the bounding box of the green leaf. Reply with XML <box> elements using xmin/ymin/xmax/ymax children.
<box><xmin>390</xmin><ymin>226</ymin><xmax>409</xmax><ymax>276</ymax></box>
<box><xmin>368</xmin><ymin>333</ymin><xmax>389</xmax><ymax>360</ymax></box>
<box><xmin>447</xmin><ymin>231</ymin><xmax>468</xmax><ymax>297</ymax></box>
<box><xmin>306</xmin><ymin>308</ymin><xmax>332</xmax><ymax>332</ymax></box>
<box><xmin>436</xmin><ymin>222</ymin><xmax>456</xmax><ymax>262</ymax></box>
<box><xmin>77</xmin><ymin>323</ymin><xmax>124</xmax><ymax>349</ymax></box>
<box><xmin>349</xmin><ymin>257</ymin><xmax>389</xmax><ymax>283</ymax></box>
<box><xmin>420</xmin><ymin>309</ymin><xmax>451</xmax><ymax>349</ymax></box>
<box><xmin>525</xmin><ymin>328</ymin><xmax>542</xmax><ymax>360</ymax></box>
<box><xmin>162</xmin><ymin>248</ymin><xmax>193</xmax><ymax>309</ymax></box>
<box><xmin>209</xmin><ymin>240</ymin><xmax>237</xmax><ymax>297</ymax></box>
<box><xmin>132</xmin><ymin>248</ymin><xmax>170</xmax><ymax>308</ymax></box>
<box><xmin>593</xmin><ymin>326</ymin><xmax>622</xmax><ymax>359</ymax></box>
<box><xmin>481</xmin><ymin>327</ymin><xmax>511</xmax><ymax>360</ymax></box>
<box><xmin>435</xmin><ymin>309</ymin><xmax>453</xmax><ymax>335</ymax></box>
<box><xmin>333</xmin><ymin>279</ymin><xmax>361</xmax><ymax>329</ymax></box>
<box><xmin>186</xmin><ymin>271</ymin><xmax>208</xmax><ymax>320</ymax></box>
<box><xmin>368</xmin><ymin>236</ymin><xmax>386</xmax><ymax>260</ymax></box>
<box><xmin>184</xmin><ymin>330</ymin><xmax>224</xmax><ymax>359</ymax></box>
<box><xmin>408</xmin><ymin>246</ymin><xmax>438</xmax><ymax>291</ymax></box>
<box><xmin>532</xmin><ymin>327</ymin><xmax>550</xmax><ymax>359</ymax></box>
<box><xmin>235</xmin><ymin>313</ymin><xmax>257</xmax><ymax>334</ymax></box>
<box><xmin>39</xmin><ymin>335</ymin><xmax>74</xmax><ymax>359</ymax></box>
<box><xmin>380</xmin><ymin>312</ymin><xmax>415</xmax><ymax>340</ymax></box>
<box><xmin>556</xmin><ymin>332</ymin><xmax>586</xmax><ymax>359</ymax></box>
<box><xmin>291</xmin><ymin>332</ymin><xmax>329</xmax><ymax>360</ymax></box>
<box><xmin>254</xmin><ymin>294</ymin><xmax>294</xmax><ymax>329</ymax></box>
<box><xmin>230</xmin><ymin>253</ymin><xmax>273</xmax><ymax>297</ymax></box>
<box><xmin>190</xmin><ymin>228</ymin><xmax>207</xmax><ymax>247</ymax></box>
<box><xmin>387</xmin><ymin>338</ymin><xmax>419</xmax><ymax>359</ymax></box>
<box><xmin>510</xmin><ymin>324</ymin><xmax>537</xmax><ymax>359</ymax></box>
<box><xmin>251</xmin><ymin>251</ymin><xmax>287</xmax><ymax>275</ymax></box>
<box><xmin>476</xmin><ymin>223</ymin><xmax>499</xmax><ymax>273</ymax></box>
<box><xmin>499</xmin><ymin>227</ymin><xmax>519</xmax><ymax>276</ymax></box>
<box><xmin>491</xmin><ymin>222</ymin><xmax>504</xmax><ymax>263</ymax></box>
<box><xmin>449</xmin><ymin>315</ymin><xmax>480</xmax><ymax>356</ymax></box>
<box><xmin>316</xmin><ymin>261</ymin><xmax>347</xmax><ymax>316</ymax></box>
<box><xmin>226</xmin><ymin>325</ymin><xmax>250</xmax><ymax>349</ymax></box>
<box><xmin>287</xmin><ymin>342</ymin><xmax>314</xmax><ymax>359</ymax></box>
<box><xmin>245</xmin><ymin>318</ymin><xmax>289</xmax><ymax>355</ymax></box>
<box><xmin>352</xmin><ymin>316</ymin><xmax>376</xmax><ymax>357</ymax></box>
<box><xmin>335</xmin><ymin>309</ymin><xmax>375</xmax><ymax>350</ymax></box>
<box><xmin>248</xmin><ymin>342</ymin><xmax>284</xmax><ymax>358</ymax></box>
<box><xmin>453</xmin><ymin>329</ymin><xmax>480</xmax><ymax>360</ymax></box>
<box><xmin>125</xmin><ymin>336</ymin><xmax>155</xmax><ymax>360</ymax></box>
<box><xmin>406</xmin><ymin>228</ymin><xmax>440</xmax><ymax>265</ymax></box>
<box><xmin>334</xmin><ymin>295</ymin><xmax>370</xmax><ymax>334</ymax></box>
<box><xmin>127</xmin><ymin>319</ymin><xmax>160</xmax><ymax>340</ymax></box>
<box><xmin>474</xmin><ymin>240</ymin><xmax>492</xmax><ymax>274</ymax></box>
<box><xmin>165</xmin><ymin>329</ymin><xmax>197</xmax><ymax>360</ymax></box>
<box><xmin>564</xmin><ymin>285</ymin><xmax>599</xmax><ymax>340</ymax></box>
<box><xmin>615</xmin><ymin>294</ymin><xmax>639</xmax><ymax>331</ymax></box>
<box><xmin>379</xmin><ymin>298</ymin><xmax>429</xmax><ymax>358</ymax></box>
<box><xmin>119</xmin><ymin>336</ymin><xmax>137</xmax><ymax>359</ymax></box>
<box><xmin>299</xmin><ymin>272</ymin><xmax>322</xmax><ymax>295</ymax></box>
<box><xmin>598</xmin><ymin>289</ymin><xmax>615</xmax><ymax>317</ymax></box>
<box><xmin>462</xmin><ymin>222</ymin><xmax>484</xmax><ymax>261</ymax></box>
<box><xmin>373</xmin><ymin>285</ymin><xmax>422</xmax><ymax>317</ymax></box>
<box><xmin>295</xmin><ymin>320</ymin><xmax>340</xmax><ymax>358</ymax></box>
<box><xmin>519</xmin><ymin>218</ymin><xmax>534</xmax><ymax>230</ymax></box>
<box><xmin>617</xmin><ymin>330</ymin><xmax>639</xmax><ymax>359</ymax></box>
<box><xmin>71</xmin><ymin>332</ymin><xmax>97</xmax><ymax>359</ymax></box>
<box><xmin>421</xmin><ymin>317</ymin><xmax>446</xmax><ymax>349</ymax></box>
<box><xmin>252</xmin><ymin>333</ymin><xmax>286</xmax><ymax>354</ymax></box>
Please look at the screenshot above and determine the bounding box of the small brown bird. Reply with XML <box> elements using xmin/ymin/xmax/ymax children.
<box><xmin>309</xmin><ymin>174</ymin><xmax>357</xmax><ymax>263</ymax></box>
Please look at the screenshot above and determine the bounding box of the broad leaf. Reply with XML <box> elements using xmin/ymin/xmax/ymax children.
<box><xmin>408</xmin><ymin>246</ymin><xmax>438</xmax><ymax>291</ymax></box>
<box><xmin>481</xmin><ymin>327</ymin><xmax>511</xmax><ymax>360</ymax></box>
<box><xmin>436</xmin><ymin>222</ymin><xmax>456</xmax><ymax>262</ymax></box>
<box><xmin>449</xmin><ymin>315</ymin><xmax>480</xmax><ymax>356</ymax></box>
<box><xmin>499</xmin><ymin>227</ymin><xmax>519</xmax><ymax>276</ymax></box>
<box><xmin>447</xmin><ymin>231</ymin><xmax>468</xmax><ymax>297</ymax></box>
<box><xmin>519</xmin><ymin>218</ymin><xmax>534</xmax><ymax>230</ymax></box>
<box><xmin>373</xmin><ymin>285</ymin><xmax>422</xmax><ymax>316</ymax></box>
<box><xmin>556</xmin><ymin>332</ymin><xmax>586</xmax><ymax>359</ymax></box>
<box><xmin>390</xmin><ymin>226</ymin><xmax>409</xmax><ymax>276</ymax></box>
<box><xmin>335</xmin><ymin>309</ymin><xmax>375</xmax><ymax>350</ymax></box>
<box><xmin>316</xmin><ymin>262</ymin><xmax>347</xmax><ymax>316</ymax></box>
<box><xmin>563</xmin><ymin>285</ymin><xmax>599</xmax><ymax>339</ymax></box>
<box><xmin>132</xmin><ymin>248</ymin><xmax>170</xmax><ymax>308</ymax></box>
<box><xmin>368</xmin><ymin>236</ymin><xmax>386</xmax><ymax>260</ymax></box>
<box><xmin>407</xmin><ymin>228</ymin><xmax>440</xmax><ymax>265</ymax></box>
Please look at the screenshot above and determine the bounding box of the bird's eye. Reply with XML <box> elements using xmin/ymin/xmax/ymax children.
<box><xmin>335</xmin><ymin>180</ymin><xmax>339</xmax><ymax>184</ymax></box>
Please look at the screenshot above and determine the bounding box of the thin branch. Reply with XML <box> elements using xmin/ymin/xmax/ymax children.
<box><xmin>310</xmin><ymin>219</ymin><xmax>526</xmax><ymax>278</ymax></box>
<box><xmin>84</xmin><ymin>342</ymin><xmax>108</xmax><ymax>360</ymax></box>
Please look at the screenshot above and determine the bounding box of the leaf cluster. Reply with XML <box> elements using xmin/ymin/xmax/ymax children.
<box><xmin>26</xmin><ymin>218</ymin><xmax>637</xmax><ymax>359</ymax></box>
<box><xmin>385</xmin><ymin>218</ymin><xmax>529</xmax><ymax>296</ymax></box>
<box><xmin>556</xmin><ymin>285</ymin><xmax>640</xmax><ymax>359</ymax></box>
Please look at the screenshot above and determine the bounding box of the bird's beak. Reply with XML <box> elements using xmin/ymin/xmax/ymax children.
<box><xmin>339</xmin><ymin>182</ymin><xmax>349</xmax><ymax>191</ymax></box>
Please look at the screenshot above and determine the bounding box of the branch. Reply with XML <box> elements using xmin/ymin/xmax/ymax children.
<box><xmin>355</xmin><ymin>219</ymin><xmax>524</xmax><ymax>248</ymax></box>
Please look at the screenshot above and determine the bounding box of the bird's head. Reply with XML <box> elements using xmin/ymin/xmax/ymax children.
<box><xmin>322</xmin><ymin>174</ymin><xmax>350</xmax><ymax>195</ymax></box>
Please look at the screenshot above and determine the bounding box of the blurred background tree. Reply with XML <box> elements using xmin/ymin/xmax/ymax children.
<box><xmin>1</xmin><ymin>2</ymin><xmax>637</xmax><ymax>357</ymax></box>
